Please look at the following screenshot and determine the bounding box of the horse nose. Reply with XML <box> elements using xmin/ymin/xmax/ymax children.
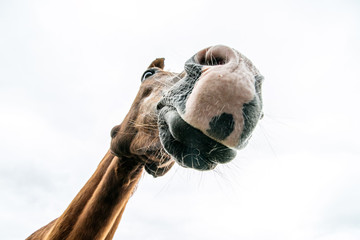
<box><xmin>179</xmin><ymin>45</ymin><xmax>260</xmax><ymax>148</ymax></box>
<box><xmin>194</xmin><ymin>45</ymin><xmax>237</xmax><ymax>67</ymax></box>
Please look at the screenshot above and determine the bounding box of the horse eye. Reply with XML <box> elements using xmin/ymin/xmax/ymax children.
<box><xmin>141</xmin><ymin>69</ymin><xmax>158</xmax><ymax>82</ymax></box>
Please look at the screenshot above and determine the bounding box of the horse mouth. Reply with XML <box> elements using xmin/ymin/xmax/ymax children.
<box><xmin>157</xmin><ymin>106</ymin><xmax>237</xmax><ymax>170</ymax></box>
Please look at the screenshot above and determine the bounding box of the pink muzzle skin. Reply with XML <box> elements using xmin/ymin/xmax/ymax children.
<box><xmin>180</xmin><ymin>45</ymin><xmax>263</xmax><ymax>148</ymax></box>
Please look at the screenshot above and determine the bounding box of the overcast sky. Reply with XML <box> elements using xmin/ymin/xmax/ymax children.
<box><xmin>1</xmin><ymin>0</ymin><xmax>360</xmax><ymax>239</ymax></box>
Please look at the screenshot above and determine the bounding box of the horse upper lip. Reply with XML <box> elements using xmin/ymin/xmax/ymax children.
<box><xmin>163</xmin><ymin>110</ymin><xmax>192</xmax><ymax>143</ymax></box>
<box><xmin>158</xmin><ymin>106</ymin><xmax>237</xmax><ymax>168</ymax></box>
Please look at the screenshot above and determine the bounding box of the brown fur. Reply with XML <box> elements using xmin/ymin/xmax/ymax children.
<box><xmin>27</xmin><ymin>59</ymin><xmax>175</xmax><ymax>240</ymax></box>
<box><xmin>26</xmin><ymin>152</ymin><xmax>143</xmax><ymax>240</ymax></box>
<box><xmin>26</xmin><ymin>45</ymin><xmax>262</xmax><ymax>239</ymax></box>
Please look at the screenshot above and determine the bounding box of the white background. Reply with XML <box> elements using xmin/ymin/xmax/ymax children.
<box><xmin>1</xmin><ymin>0</ymin><xmax>359</xmax><ymax>239</ymax></box>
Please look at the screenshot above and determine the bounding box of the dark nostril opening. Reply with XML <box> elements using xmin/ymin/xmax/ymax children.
<box><xmin>195</xmin><ymin>45</ymin><xmax>235</xmax><ymax>67</ymax></box>
<box><xmin>156</xmin><ymin>100</ymin><xmax>165</xmax><ymax>111</ymax></box>
<box><xmin>199</xmin><ymin>55</ymin><xmax>226</xmax><ymax>66</ymax></box>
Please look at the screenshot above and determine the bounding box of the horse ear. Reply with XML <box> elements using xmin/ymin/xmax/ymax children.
<box><xmin>148</xmin><ymin>58</ymin><xmax>165</xmax><ymax>69</ymax></box>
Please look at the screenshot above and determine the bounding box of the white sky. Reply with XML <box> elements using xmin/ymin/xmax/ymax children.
<box><xmin>1</xmin><ymin>0</ymin><xmax>360</xmax><ymax>239</ymax></box>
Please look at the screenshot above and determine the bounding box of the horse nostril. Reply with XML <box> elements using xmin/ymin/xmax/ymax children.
<box><xmin>195</xmin><ymin>45</ymin><xmax>235</xmax><ymax>67</ymax></box>
<box><xmin>156</xmin><ymin>100</ymin><xmax>165</xmax><ymax>111</ymax></box>
<box><xmin>199</xmin><ymin>56</ymin><xmax>226</xmax><ymax>66</ymax></box>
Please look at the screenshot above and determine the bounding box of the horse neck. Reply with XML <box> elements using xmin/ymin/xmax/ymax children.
<box><xmin>28</xmin><ymin>150</ymin><xmax>144</xmax><ymax>240</ymax></box>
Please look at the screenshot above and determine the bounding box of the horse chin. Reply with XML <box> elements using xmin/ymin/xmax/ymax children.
<box><xmin>157</xmin><ymin>106</ymin><xmax>237</xmax><ymax>171</ymax></box>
